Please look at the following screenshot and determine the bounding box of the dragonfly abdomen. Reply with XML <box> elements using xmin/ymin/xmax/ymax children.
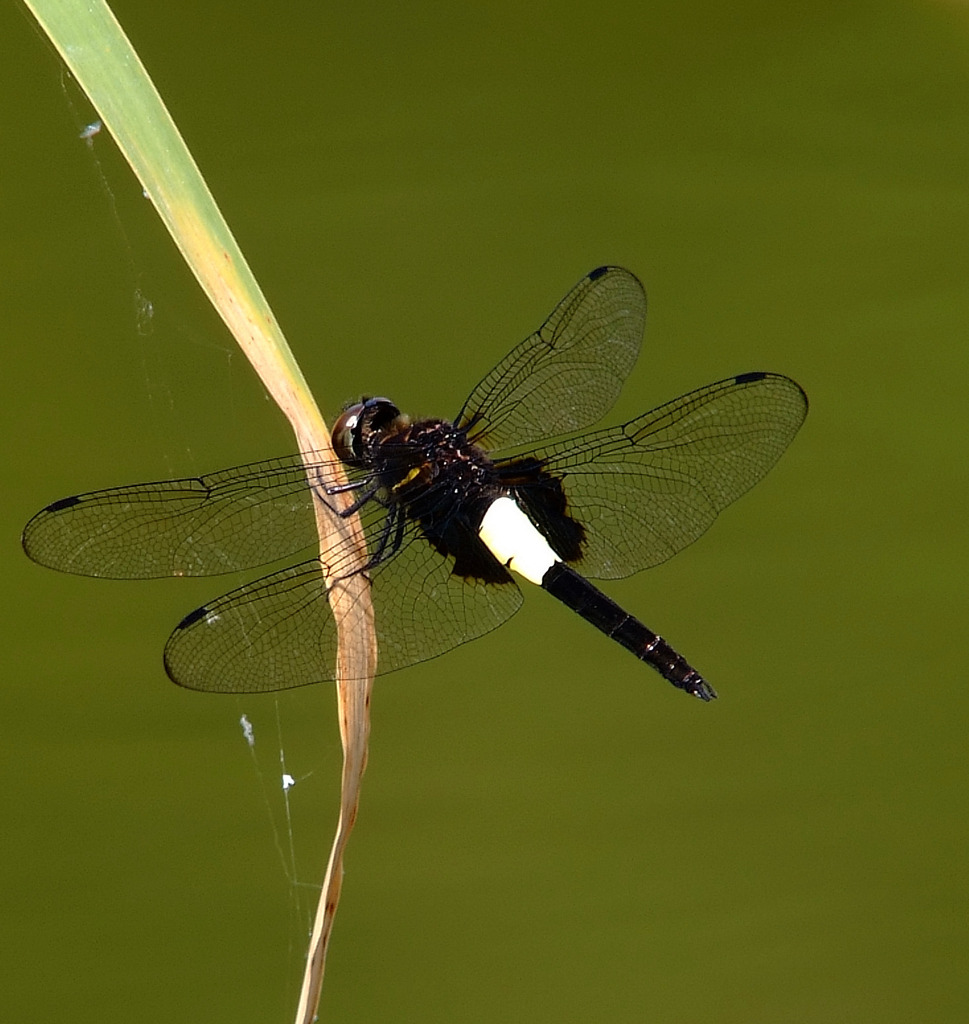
<box><xmin>476</xmin><ymin>495</ymin><xmax>716</xmax><ymax>701</ymax></box>
<box><xmin>540</xmin><ymin>562</ymin><xmax>717</xmax><ymax>701</ymax></box>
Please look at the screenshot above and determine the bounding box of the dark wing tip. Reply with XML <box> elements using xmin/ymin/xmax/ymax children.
<box><xmin>45</xmin><ymin>495</ymin><xmax>83</xmax><ymax>513</ymax></box>
<box><xmin>174</xmin><ymin>604</ymin><xmax>210</xmax><ymax>630</ymax></box>
<box><xmin>586</xmin><ymin>264</ymin><xmax>640</xmax><ymax>284</ymax></box>
<box><xmin>22</xmin><ymin>495</ymin><xmax>84</xmax><ymax>557</ymax></box>
<box><xmin>734</xmin><ymin>370</ymin><xmax>809</xmax><ymax>412</ymax></box>
<box><xmin>164</xmin><ymin>606</ymin><xmax>210</xmax><ymax>689</ymax></box>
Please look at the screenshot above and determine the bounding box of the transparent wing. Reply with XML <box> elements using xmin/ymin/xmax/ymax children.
<box><xmin>21</xmin><ymin>452</ymin><xmax>361</xmax><ymax>579</ymax></box>
<box><xmin>507</xmin><ymin>372</ymin><xmax>808</xmax><ymax>580</ymax></box>
<box><xmin>163</xmin><ymin>521</ymin><xmax>524</xmax><ymax>693</ymax></box>
<box><xmin>455</xmin><ymin>266</ymin><xmax>646</xmax><ymax>451</ymax></box>
<box><xmin>22</xmin><ymin>269</ymin><xmax>644</xmax><ymax>582</ymax></box>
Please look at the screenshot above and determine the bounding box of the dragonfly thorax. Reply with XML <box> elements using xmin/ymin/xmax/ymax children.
<box><xmin>377</xmin><ymin>417</ymin><xmax>500</xmax><ymax>522</ymax></box>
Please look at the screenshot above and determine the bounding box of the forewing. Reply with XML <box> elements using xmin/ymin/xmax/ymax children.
<box><xmin>455</xmin><ymin>266</ymin><xmax>645</xmax><ymax>451</ymax></box>
<box><xmin>163</xmin><ymin>520</ymin><xmax>524</xmax><ymax>693</ymax></box>
<box><xmin>21</xmin><ymin>453</ymin><xmax>353</xmax><ymax>579</ymax></box>
<box><xmin>512</xmin><ymin>372</ymin><xmax>808</xmax><ymax>580</ymax></box>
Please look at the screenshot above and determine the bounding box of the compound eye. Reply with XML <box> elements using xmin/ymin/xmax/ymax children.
<box><xmin>332</xmin><ymin>403</ymin><xmax>365</xmax><ymax>466</ymax></box>
<box><xmin>332</xmin><ymin>397</ymin><xmax>402</xmax><ymax>466</ymax></box>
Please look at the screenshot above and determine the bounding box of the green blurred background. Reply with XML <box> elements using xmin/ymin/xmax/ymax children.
<box><xmin>3</xmin><ymin>1</ymin><xmax>967</xmax><ymax>1021</ymax></box>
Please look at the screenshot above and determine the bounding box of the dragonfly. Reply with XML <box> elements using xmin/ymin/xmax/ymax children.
<box><xmin>22</xmin><ymin>266</ymin><xmax>808</xmax><ymax>700</ymax></box>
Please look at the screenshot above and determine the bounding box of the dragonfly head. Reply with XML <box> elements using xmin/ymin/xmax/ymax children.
<box><xmin>333</xmin><ymin>397</ymin><xmax>403</xmax><ymax>466</ymax></box>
